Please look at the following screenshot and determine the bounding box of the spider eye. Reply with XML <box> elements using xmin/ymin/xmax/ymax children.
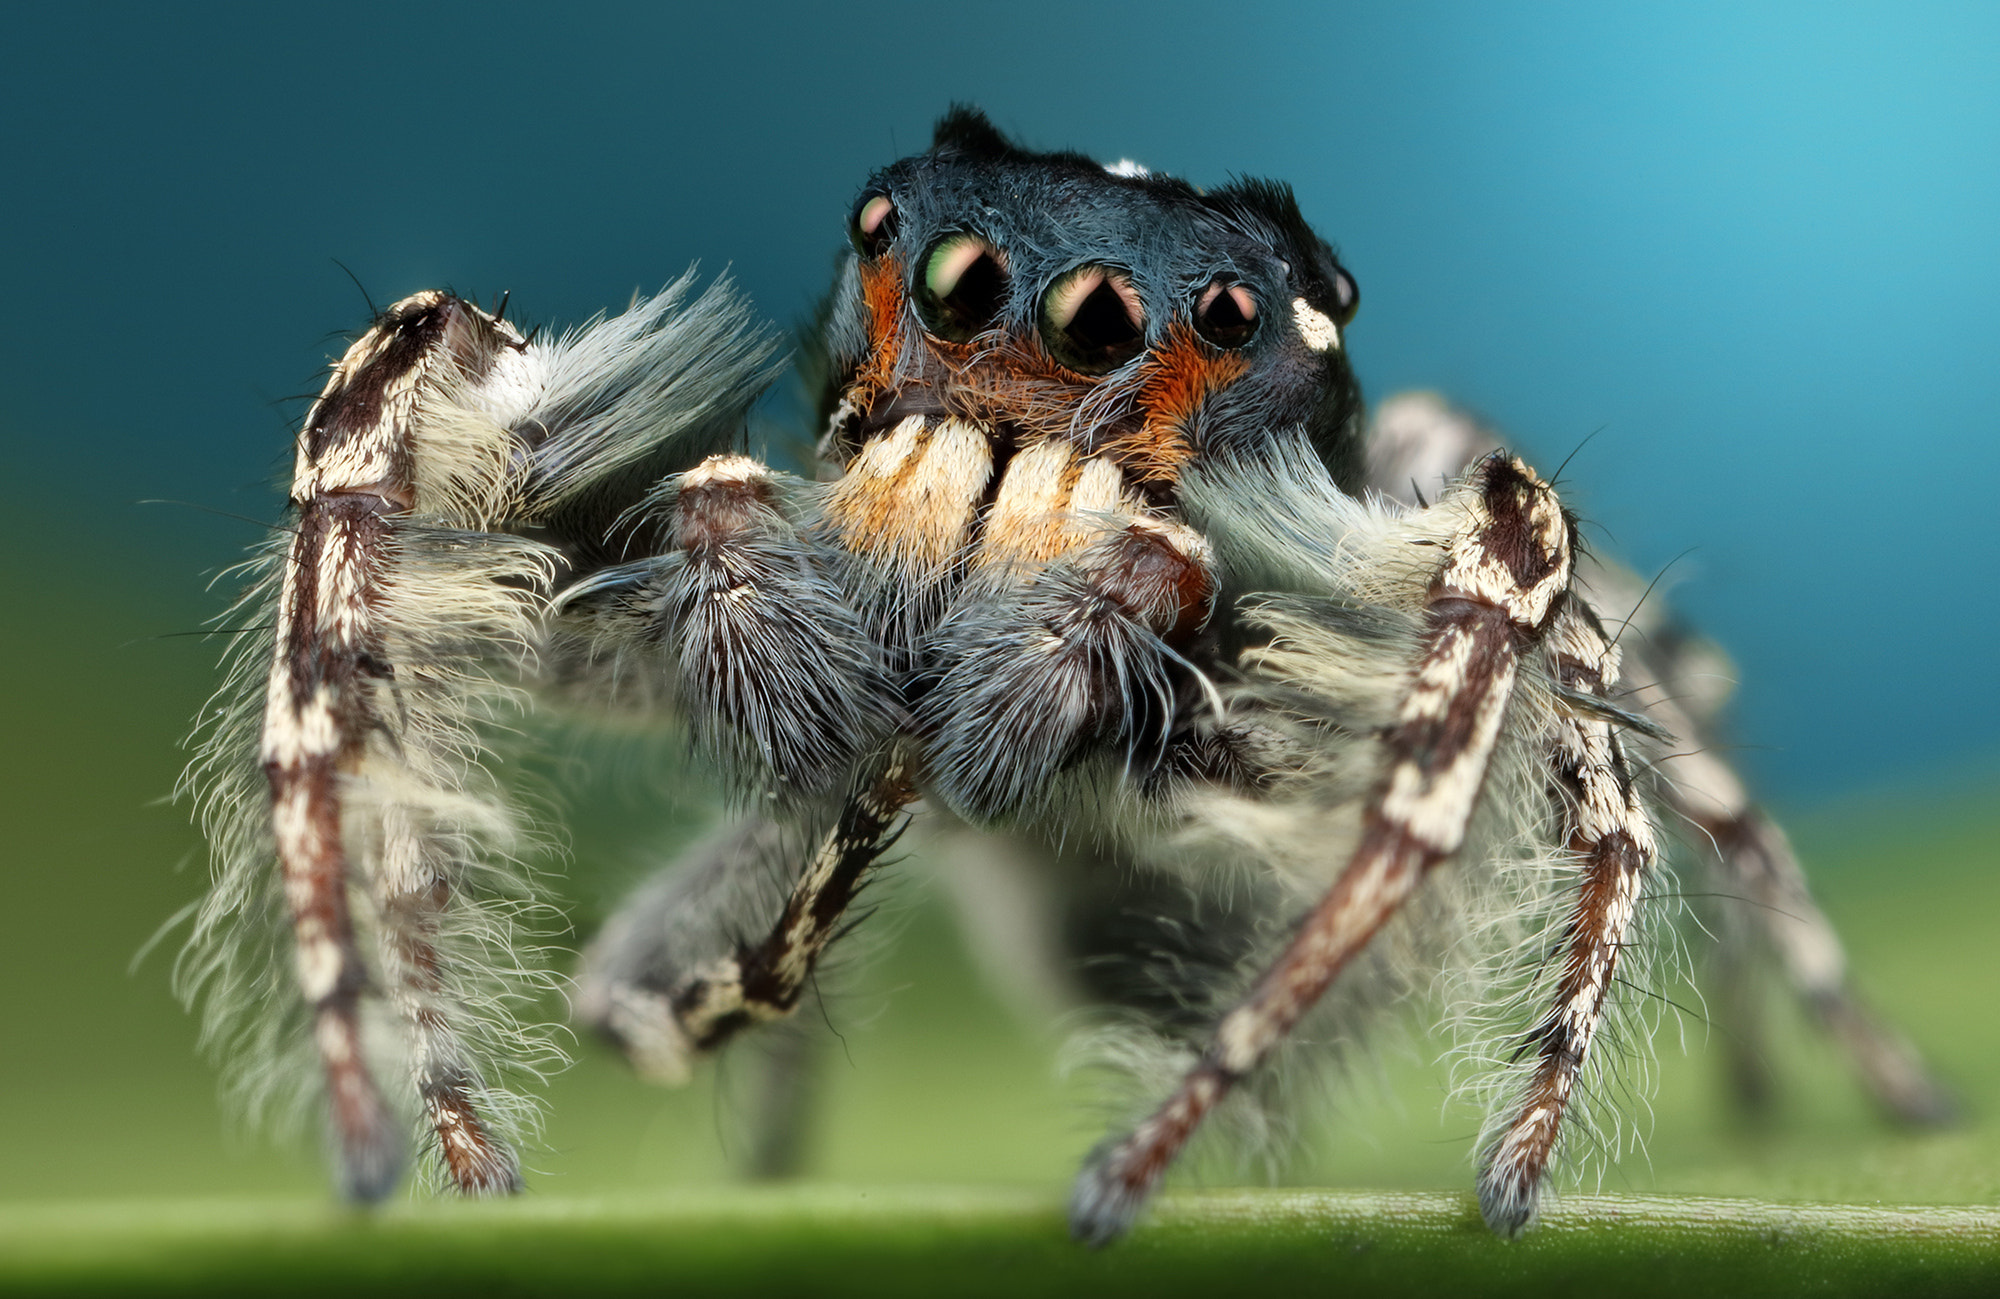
<box><xmin>851</xmin><ymin>191</ymin><xmax>898</xmax><ymax>257</ymax></box>
<box><xmin>1331</xmin><ymin>266</ymin><xmax>1359</xmax><ymax>325</ymax></box>
<box><xmin>1194</xmin><ymin>279</ymin><xmax>1260</xmax><ymax>349</ymax></box>
<box><xmin>916</xmin><ymin>233</ymin><xmax>1010</xmax><ymax>343</ymax></box>
<box><xmin>1040</xmin><ymin>264</ymin><xmax>1146</xmax><ymax>374</ymax></box>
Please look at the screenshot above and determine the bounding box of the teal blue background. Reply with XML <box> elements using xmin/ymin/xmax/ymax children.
<box><xmin>3</xmin><ymin>0</ymin><xmax>1997</xmax><ymax>798</ymax></box>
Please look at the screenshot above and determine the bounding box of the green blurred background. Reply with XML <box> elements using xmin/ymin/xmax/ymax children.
<box><xmin>1</xmin><ymin>0</ymin><xmax>1997</xmax><ymax>1229</ymax></box>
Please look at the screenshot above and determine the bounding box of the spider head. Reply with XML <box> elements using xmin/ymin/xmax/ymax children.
<box><xmin>816</xmin><ymin>107</ymin><xmax>1365</xmax><ymax>495</ymax></box>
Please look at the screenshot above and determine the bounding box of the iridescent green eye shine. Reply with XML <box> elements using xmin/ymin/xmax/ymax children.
<box><xmin>1040</xmin><ymin>264</ymin><xmax>1145</xmax><ymax>373</ymax></box>
<box><xmin>851</xmin><ymin>192</ymin><xmax>897</xmax><ymax>257</ymax></box>
<box><xmin>915</xmin><ymin>233</ymin><xmax>1008</xmax><ymax>342</ymax></box>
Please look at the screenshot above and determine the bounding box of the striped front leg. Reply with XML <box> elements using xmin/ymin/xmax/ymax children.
<box><xmin>1068</xmin><ymin>455</ymin><xmax>1576</xmax><ymax>1247</ymax></box>
<box><xmin>262</xmin><ymin>291</ymin><xmax>547</xmax><ymax>1199</ymax></box>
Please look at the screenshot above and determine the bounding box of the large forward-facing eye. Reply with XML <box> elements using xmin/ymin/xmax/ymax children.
<box><xmin>916</xmin><ymin>233</ymin><xmax>1010</xmax><ymax>342</ymax></box>
<box><xmin>1040</xmin><ymin>264</ymin><xmax>1146</xmax><ymax>374</ymax></box>
<box><xmin>1194</xmin><ymin>279</ymin><xmax>1260</xmax><ymax>349</ymax></box>
<box><xmin>850</xmin><ymin>191</ymin><xmax>898</xmax><ymax>257</ymax></box>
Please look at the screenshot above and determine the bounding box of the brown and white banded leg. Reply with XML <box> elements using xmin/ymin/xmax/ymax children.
<box><xmin>1691</xmin><ymin>804</ymin><xmax>1955</xmax><ymax>1125</ymax></box>
<box><xmin>580</xmin><ymin>750</ymin><xmax>920</xmax><ymax>1083</ymax></box>
<box><xmin>192</xmin><ymin>279</ymin><xmax>777</xmax><ymax>1201</ymax></box>
<box><xmin>263</xmin><ymin>490</ymin><xmax>404</xmax><ymax>1198</ymax></box>
<box><xmin>373</xmin><ymin>812</ymin><xmax>520</xmax><ymax>1193</ymax></box>
<box><xmin>1475</xmin><ymin>600</ymin><xmax>1657</xmax><ymax>1236</ymax></box>
<box><xmin>1600</xmin><ymin>584</ymin><xmax>1954</xmax><ymax>1125</ymax></box>
<box><xmin>263</xmin><ymin>298</ymin><xmax>488</xmax><ymax>1197</ymax></box>
<box><xmin>1366</xmin><ymin>388</ymin><xmax>1952</xmax><ymax>1130</ymax></box>
<box><xmin>1068</xmin><ymin>456</ymin><xmax>1575</xmax><ymax>1246</ymax></box>
<box><xmin>1619</xmin><ymin>647</ymin><xmax>1954</xmax><ymax>1124</ymax></box>
<box><xmin>262</xmin><ymin>292</ymin><xmax>553</xmax><ymax>1198</ymax></box>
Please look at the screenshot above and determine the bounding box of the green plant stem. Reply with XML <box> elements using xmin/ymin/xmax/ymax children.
<box><xmin>1</xmin><ymin>1187</ymin><xmax>1994</xmax><ymax>1298</ymax></box>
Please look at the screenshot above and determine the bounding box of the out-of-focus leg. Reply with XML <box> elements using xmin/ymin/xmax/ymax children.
<box><xmin>1365</xmin><ymin>388</ymin><xmax>1953</xmax><ymax>1128</ymax></box>
<box><xmin>578</xmin><ymin>752</ymin><xmax>919</xmax><ymax>1083</ymax></box>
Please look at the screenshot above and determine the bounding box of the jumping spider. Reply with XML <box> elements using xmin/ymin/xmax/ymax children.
<box><xmin>181</xmin><ymin>107</ymin><xmax>1950</xmax><ymax>1243</ymax></box>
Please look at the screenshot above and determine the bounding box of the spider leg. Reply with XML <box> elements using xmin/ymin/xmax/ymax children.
<box><xmin>263</xmin><ymin>491</ymin><xmax>404</xmax><ymax>1199</ymax></box>
<box><xmin>673</xmin><ymin>751</ymin><xmax>918</xmax><ymax>1045</ymax></box>
<box><xmin>1684</xmin><ymin>798</ymin><xmax>1955</xmax><ymax>1125</ymax></box>
<box><xmin>1588</xmin><ymin>555</ymin><xmax>1954</xmax><ymax>1123</ymax></box>
<box><xmin>1475</xmin><ymin>598</ymin><xmax>1658</xmax><ymax>1236</ymax></box>
<box><xmin>1367</xmin><ymin>388</ymin><xmax>1952</xmax><ymax>1128</ymax></box>
<box><xmin>577</xmin><ymin>816</ymin><xmax>805</xmax><ymax>1084</ymax></box>
<box><xmin>577</xmin><ymin>750</ymin><xmax>919</xmax><ymax>1082</ymax></box>
<box><xmin>740</xmin><ymin>1019</ymin><xmax>825</xmax><ymax>1179</ymax></box>
<box><xmin>1069</xmin><ymin>455</ymin><xmax>1575</xmax><ymax>1246</ymax></box>
<box><xmin>260</xmin><ymin>293</ymin><xmax>558</xmax><ymax>1198</ymax></box>
<box><xmin>192</xmin><ymin>279</ymin><xmax>778</xmax><ymax>1200</ymax></box>
<box><xmin>573</xmin><ymin>815</ymin><xmax>838</xmax><ymax>1179</ymax></box>
<box><xmin>370</xmin><ymin>808</ymin><xmax>523</xmax><ymax>1192</ymax></box>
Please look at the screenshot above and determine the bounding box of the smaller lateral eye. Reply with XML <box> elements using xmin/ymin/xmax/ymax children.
<box><xmin>850</xmin><ymin>191</ymin><xmax>898</xmax><ymax>257</ymax></box>
<box><xmin>1194</xmin><ymin>279</ymin><xmax>1260</xmax><ymax>349</ymax></box>
<box><xmin>915</xmin><ymin>233</ymin><xmax>1010</xmax><ymax>342</ymax></box>
<box><xmin>1040</xmin><ymin>264</ymin><xmax>1146</xmax><ymax>374</ymax></box>
<box><xmin>1331</xmin><ymin>266</ymin><xmax>1359</xmax><ymax>325</ymax></box>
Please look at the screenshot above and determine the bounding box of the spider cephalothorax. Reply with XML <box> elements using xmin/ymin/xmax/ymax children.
<box><xmin>821</xmin><ymin>106</ymin><xmax>1363</xmax><ymax>494</ymax></box>
<box><xmin>181</xmin><ymin>106</ymin><xmax>1950</xmax><ymax>1247</ymax></box>
<box><xmin>792</xmin><ymin>108</ymin><xmax>1368</xmax><ymax>819</ymax></box>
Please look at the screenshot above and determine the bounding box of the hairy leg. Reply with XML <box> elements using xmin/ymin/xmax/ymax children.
<box><xmin>371</xmin><ymin>810</ymin><xmax>522</xmax><ymax>1193</ymax></box>
<box><xmin>578</xmin><ymin>751</ymin><xmax>920</xmax><ymax>1084</ymax></box>
<box><xmin>1600</xmin><ymin>570</ymin><xmax>1954</xmax><ymax>1125</ymax></box>
<box><xmin>1475</xmin><ymin>599</ymin><xmax>1658</xmax><ymax>1236</ymax></box>
<box><xmin>1366</xmin><ymin>388</ymin><xmax>1952</xmax><ymax>1129</ymax></box>
<box><xmin>1069</xmin><ymin>456</ymin><xmax>1576</xmax><ymax>1245</ymax></box>
<box><xmin>260</xmin><ymin>292</ymin><xmax>551</xmax><ymax>1197</ymax></box>
<box><xmin>189</xmin><ymin>279</ymin><xmax>777</xmax><ymax>1199</ymax></box>
<box><xmin>1694</xmin><ymin>807</ymin><xmax>1955</xmax><ymax>1125</ymax></box>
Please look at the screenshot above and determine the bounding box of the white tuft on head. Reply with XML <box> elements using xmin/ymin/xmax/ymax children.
<box><xmin>1104</xmin><ymin>158</ymin><xmax>1150</xmax><ymax>179</ymax></box>
<box><xmin>1292</xmin><ymin>297</ymin><xmax>1340</xmax><ymax>352</ymax></box>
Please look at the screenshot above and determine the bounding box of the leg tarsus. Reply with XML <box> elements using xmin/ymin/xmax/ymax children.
<box><xmin>317</xmin><ymin>1002</ymin><xmax>405</xmax><ymax>1203</ymax></box>
<box><xmin>1812</xmin><ymin>990</ymin><xmax>1957</xmax><ymax>1126</ymax></box>
<box><xmin>1711</xmin><ymin>942</ymin><xmax>1780</xmax><ymax>1118</ymax></box>
<box><xmin>376</xmin><ymin>813</ymin><xmax>523</xmax><ymax>1196</ymax></box>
